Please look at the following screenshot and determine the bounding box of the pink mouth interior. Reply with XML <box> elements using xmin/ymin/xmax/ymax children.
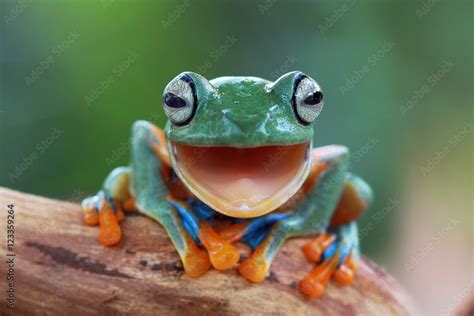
<box><xmin>171</xmin><ymin>142</ymin><xmax>310</xmax><ymax>216</ymax></box>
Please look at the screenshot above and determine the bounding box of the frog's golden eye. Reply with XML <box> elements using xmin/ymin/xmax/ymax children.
<box><xmin>162</xmin><ymin>74</ymin><xmax>197</xmax><ymax>126</ymax></box>
<box><xmin>292</xmin><ymin>74</ymin><xmax>323</xmax><ymax>125</ymax></box>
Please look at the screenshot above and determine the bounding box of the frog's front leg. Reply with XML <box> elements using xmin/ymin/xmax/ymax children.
<box><xmin>239</xmin><ymin>145</ymin><xmax>372</xmax><ymax>297</ymax></box>
<box><xmin>166</xmin><ymin>198</ymin><xmax>241</xmax><ymax>270</ymax></box>
<box><xmin>299</xmin><ymin>173</ymin><xmax>372</xmax><ymax>298</ymax></box>
<box><xmin>299</xmin><ymin>222</ymin><xmax>360</xmax><ymax>297</ymax></box>
<box><xmin>130</xmin><ymin>121</ymin><xmax>212</xmax><ymax>277</ymax></box>
<box><xmin>133</xmin><ymin>120</ymin><xmax>240</xmax><ymax>272</ymax></box>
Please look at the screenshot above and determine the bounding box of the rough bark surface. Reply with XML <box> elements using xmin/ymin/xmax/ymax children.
<box><xmin>0</xmin><ymin>188</ymin><xmax>418</xmax><ymax>315</ymax></box>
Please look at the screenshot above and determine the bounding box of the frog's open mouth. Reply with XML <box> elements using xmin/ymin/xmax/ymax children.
<box><xmin>169</xmin><ymin>141</ymin><xmax>312</xmax><ymax>218</ymax></box>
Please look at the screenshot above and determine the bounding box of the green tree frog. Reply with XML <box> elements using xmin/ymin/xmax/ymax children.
<box><xmin>82</xmin><ymin>71</ymin><xmax>373</xmax><ymax>297</ymax></box>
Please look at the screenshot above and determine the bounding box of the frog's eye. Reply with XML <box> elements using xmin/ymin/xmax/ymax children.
<box><xmin>292</xmin><ymin>74</ymin><xmax>324</xmax><ymax>125</ymax></box>
<box><xmin>162</xmin><ymin>74</ymin><xmax>197</xmax><ymax>126</ymax></box>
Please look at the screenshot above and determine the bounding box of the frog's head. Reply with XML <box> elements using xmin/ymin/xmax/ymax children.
<box><xmin>162</xmin><ymin>71</ymin><xmax>324</xmax><ymax>218</ymax></box>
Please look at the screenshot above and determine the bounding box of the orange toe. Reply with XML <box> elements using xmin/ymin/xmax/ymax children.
<box><xmin>303</xmin><ymin>236</ymin><xmax>324</xmax><ymax>262</ymax></box>
<box><xmin>82</xmin><ymin>198</ymin><xmax>99</xmax><ymax>225</ymax></box>
<box><xmin>334</xmin><ymin>252</ymin><xmax>356</xmax><ymax>285</ymax></box>
<box><xmin>83</xmin><ymin>210</ymin><xmax>99</xmax><ymax>226</ymax></box>
<box><xmin>99</xmin><ymin>208</ymin><xmax>122</xmax><ymax>246</ymax></box>
<box><xmin>198</xmin><ymin>221</ymin><xmax>240</xmax><ymax>270</ymax></box>
<box><xmin>99</xmin><ymin>225</ymin><xmax>121</xmax><ymax>246</ymax></box>
<box><xmin>303</xmin><ymin>234</ymin><xmax>335</xmax><ymax>262</ymax></box>
<box><xmin>333</xmin><ymin>264</ymin><xmax>354</xmax><ymax>285</ymax></box>
<box><xmin>299</xmin><ymin>276</ymin><xmax>326</xmax><ymax>297</ymax></box>
<box><xmin>239</xmin><ymin>254</ymin><xmax>268</xmax><ymax>283</ymax></box>
<box><xmin>299</xmin><ymin>254</ymin><xmax>340</xmax><ymax>298</ymax></box>
<box><xmin>183</xmin><ymin>241</ymin><xmax>211</xmax><ymax>278</ymax></box>
<box><xmin>209</xmin><ymin>243</ymin><xmax>240</xmax><ymax>270</ymax></box>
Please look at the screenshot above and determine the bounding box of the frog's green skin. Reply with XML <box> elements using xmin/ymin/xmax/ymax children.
<box><xmin>166</xmin><ymin>74</ymin><xmax>312</xmax><ymax>146</ymax></box>
<box><xmin>82</xmin><ymin>71</ymin><xmax>373</xmax><ymax>298</ymax></box>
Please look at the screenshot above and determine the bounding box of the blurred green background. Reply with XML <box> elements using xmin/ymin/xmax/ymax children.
<box><xmin>1</xmin><ymin>0</ymin><xmax>472</xmax><ymax>313</ymax></box>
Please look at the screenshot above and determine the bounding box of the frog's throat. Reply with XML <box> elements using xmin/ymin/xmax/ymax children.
<box><xmin>168</xmin><ymin>141</ymin><xmax>312</xmax><ymax>218</ymax></box>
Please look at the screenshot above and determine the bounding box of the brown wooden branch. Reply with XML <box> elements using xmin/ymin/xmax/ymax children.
<box><xmin>0</xmin><ymin>188</ymin><xmax>418</xmax><ymax>315</ymax></box>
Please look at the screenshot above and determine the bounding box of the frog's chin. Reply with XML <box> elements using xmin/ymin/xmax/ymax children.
<box><xmin>169</xmin><ymin>141</ymin><xmax>312</xmax><ymax>218</ymax></box>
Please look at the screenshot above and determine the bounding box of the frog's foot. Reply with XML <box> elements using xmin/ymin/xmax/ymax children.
<box><xmin>299</xmin><ymin>223</ymin><xmax>359</xmax><ymax>297</ymax></box>
<box><xmin>82</xmin><ymin>190</ymin><xmax>127</xmax><ymax>246</ymax></box>
<box><xmin>198</xmin><ymin>221</ymin><xmax>241</xmax><ymax>270</ymax></box>
<box><xmin>238</xmin><ymin>240</ymin><xmax>270</xmax><ymax>283</ymax></box>
<box><xmin>82</xmin><ymin>166</ymin><xmax>135</xmax><ymax>246</ymax></box>
<box><xmin>238</xmin><ymin>220</ymin><xmax>290</xmax><ymax>283</ymax></box>
<box><xmin>333</xmin><ymin>252</ymin><xmax>357</xmax><ymax>285</ymax></box>
<box><xmin>213</xmin><ymin>213</ymin><xmax>288</xmax><ymax>281</ymax></box>
<box><xmin>168</xmin><ymin>198</ymin><xmax>240</xmax><ymax>271</ymax></box>
<box><xmin>299</xmin><ymin>248</ymin><xmax>357</xmax><ymax>297</ymax></box>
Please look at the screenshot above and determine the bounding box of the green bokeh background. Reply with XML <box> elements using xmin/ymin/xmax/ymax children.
<box><xmin>1</xmin><ymin>0</ymin><xmax>472</xmax><ymax>313</ymax></box>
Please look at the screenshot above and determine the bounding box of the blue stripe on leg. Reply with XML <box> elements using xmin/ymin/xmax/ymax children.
<box><xmin>321</xmin><ymin>242</ymin><xmax>352</xmax><ymax>265</ymax></box>
<box><xmin>338</xmin><ymin>243</ymin><xmax>352</xmax><ymax>266</ymax></box>
<box><xmin>321</xmin><ymin>242</ymin><xmax>337</xmax><ymax>262</ymax></box>
<box><xmin>187</xmin><ymin>199</ymin><xmax>216</xmax><ymax>221</ymax></box>
<box><xmin>242</xmin><ymin>226</ymin><xmax>271</xmax><ymax>249</ymax></box>
<box><xmin>321</xmin><ymin>224</ymin><xmax>355</xmax><ymax>265</ymax></box>
<box><xmin>168</xmin><ymin>199</ymin><xmax>201</xmax><ymax>244</ymax></box>
<box><xmin>241</xmin><ymin>213</ymin><xmax>290</xmax><ymax>249</ymax></box>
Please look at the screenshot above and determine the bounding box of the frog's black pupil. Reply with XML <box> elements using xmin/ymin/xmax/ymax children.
<box><xmin>304</xmin><ymin>91</ymin><xmax>323</xmax><ymax>105</ymax></box>
<box><xmin>164</xmin><ymin>92</ymin><xmax>187</xmax><ymax>108</ymax></box>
